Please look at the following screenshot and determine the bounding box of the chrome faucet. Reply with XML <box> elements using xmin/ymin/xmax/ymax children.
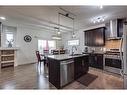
<box><xmin>71</xmin><ymin>46</ymin><xmax>77</xmax><ymax>55</ymax></box>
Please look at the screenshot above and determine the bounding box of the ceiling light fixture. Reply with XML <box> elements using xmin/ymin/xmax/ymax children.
<box><xmin>52</xmin><ymin>27</ymin><xmax>61</xmax><ymax>40</ymax></box>
<box><xmin>52</xmin><ymin>35</ymin><xmax>62</xmax><ymax>40</ymax></box>
<box><xmin>92</xmin><ymin>16</ymin><xmax>105</xmax><ymax>24</ymax></box>
<box><xmin>59</xmin><ymin>7</ymin><xmax>76</xmax><ymax>39</ymax></box>
<box><xmin>72</xmin><ymin>18</ymin><xmax>76</xmax><ymax>39</ymax></box>
<box><xmin>99</xmin><ymin>5</ymin><xmax>103</xmax><ymax>9</ymax></box>
<box><xmin>52</xmin><ymin>13</ymin><xmax>62</xmax><ymax>40</ymax></box>
<box><xmin>57</xmin><ymin>31</ymin><xmax>61</xmax><ymax>35</ymax></box>
<box><xmin>0</xmin><ymin>16</ymin><xmax>6</xmax><ymax>20</ymax></box>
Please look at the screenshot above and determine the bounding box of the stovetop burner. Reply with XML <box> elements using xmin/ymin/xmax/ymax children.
<box><xmin>105</xmin><ymin>49</ymin><xmax>121</xmax><ymax>56</ymax></box>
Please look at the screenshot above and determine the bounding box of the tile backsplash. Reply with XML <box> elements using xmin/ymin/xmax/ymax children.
<box><xmin>85</xmin><ymin>39</ymin><xmax>121</xmax><ymax>53</ymax></box>
<box><xmin>104</xmin><ymin>39</ymin><xmax>121</xmax><ymax>49</ymax></box>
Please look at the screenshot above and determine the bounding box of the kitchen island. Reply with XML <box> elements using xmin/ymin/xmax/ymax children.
<box><xmin>47</xmin><ymin>54</ymin><xmax>89</xmax><ymax>89</ymax></box>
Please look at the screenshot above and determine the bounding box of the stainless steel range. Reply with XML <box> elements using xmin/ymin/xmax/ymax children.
<box><xmin>104</xmin><ymin>49</ymin><xmax>123</xmax><ymax>75</ymax></box>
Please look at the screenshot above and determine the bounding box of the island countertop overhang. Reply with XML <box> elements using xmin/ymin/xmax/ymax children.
<box><xmin>47</xmin><ymin>54</ymin><xmax>89</xmax><ymax>61</ymax></box>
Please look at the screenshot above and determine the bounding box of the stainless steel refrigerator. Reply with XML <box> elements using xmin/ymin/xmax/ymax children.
<box><xmin>123</xmin><ymin>19</ymin><xmax>127</xmax><ymax>89</ymax></box>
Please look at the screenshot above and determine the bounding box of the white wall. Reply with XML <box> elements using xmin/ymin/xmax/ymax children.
<box><xmin>62</xmin><ymin>24</ymin><xmax>105</xmax><ymax>53</ymax></box>
<box><xmin>62</xmin><ymin>30</ymin><xmax>84</xmax><ymax>54</ymax></box>
<box><xmin>15</xmin><ymin>26</ymin><xmax>60</xmax><ymax>65</ymax></box>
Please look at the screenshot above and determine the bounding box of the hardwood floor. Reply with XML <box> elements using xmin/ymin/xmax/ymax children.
<box><xmin>0</xmin><ymin>64</ymin><xmax>123</xmax><ymax>89</ymax></box>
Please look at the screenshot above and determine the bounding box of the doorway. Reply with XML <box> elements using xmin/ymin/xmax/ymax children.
<box><xmin>38</xmin><ymin>39</ymin><xmax>56</xmax><ymax>54</ymax></box>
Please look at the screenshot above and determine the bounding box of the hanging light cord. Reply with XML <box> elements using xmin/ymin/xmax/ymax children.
<box><xmin>72</xmin><ymin>18</ymin><xmax>76</xmax><ymax>38</ymax></box>
<box><xmin>73</xmin><ymin>18</ymin><xmax>74</xmax><ymax>35</ymax></box>
<box><xmin>58</xmin><ymin>12</ymin><xmax>60</xmax><ymax>34</ymax></box>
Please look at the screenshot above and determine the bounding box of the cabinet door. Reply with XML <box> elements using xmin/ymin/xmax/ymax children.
<box><xmin>74</xmin><ymin>56</ymin><xmax>89</xmax><ymax>79</ymax></box>
<box><xmin>96</xmin><ymin>54</ymin><xmax>103</xmax><ymax>69</ymax></box>
<box><xmin>84</xmin><ymin>31</ymin><xmax>88</xmax><ymax>45</ymax></box>
<box><xmin>117</xmin><ymin>19</ymin><xmax>124</xmax><ymax>37</ymax></box>
<box><xmin>74</xmin><ymin>57</ymin><xmax>83</xmax><ymax>79</ymax></box>
<box><xmin>82</xmin><ymin>56</ymin><xmax>89</xmax><ymax>73</ymax></box>
<box><xmin>89</xmin><ymin>54</ymin><xmax>95</xmax><ymax>67</ymax></box>
<box><xmin>89</xmin><ymin>54</ymin><xmax>103</xmax><ymax>69</ymax></box>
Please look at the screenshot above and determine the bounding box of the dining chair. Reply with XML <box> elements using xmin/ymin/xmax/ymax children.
<box><xmin>36</xmin><ymin>51</ymin><xmax>46</xmax><ymax>69</ymax></box>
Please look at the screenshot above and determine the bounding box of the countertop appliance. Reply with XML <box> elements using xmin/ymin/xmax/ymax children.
<box><xmin>60</xmin><ymin>59</ymin><xmax>74</xmax><ymax>87</ymax></box>
<box><xmin>104</xmin><ymin>49</ymin><xmax>122</xmax><ymax>74</ymax></box>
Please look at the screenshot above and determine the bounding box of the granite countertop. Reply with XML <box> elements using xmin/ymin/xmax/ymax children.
<box><xmin>83</xmin><ymin>51</ymin><xmax>105</xmax><ymax>54</ymax></box>
<box><xmin>47</xmin><ymin>54</ymin><xmax>89</xmax><ymax>61</ymax></box>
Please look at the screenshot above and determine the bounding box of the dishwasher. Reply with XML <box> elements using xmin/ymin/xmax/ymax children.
<box><xmin>60</xmin><ymin>59</ymin><xmax>74</xmax><ymax>87</ymax></box>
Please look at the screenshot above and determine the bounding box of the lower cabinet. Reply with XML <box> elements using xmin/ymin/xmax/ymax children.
<box><xmin>74</xmin><ymin>56</ymin><xmax>89</xmax><ymax>79</ymax></box>
<box><xmin>89</xmin><ymin>54</ymin><xmax>103</xmax><ymax>69</ymax></box>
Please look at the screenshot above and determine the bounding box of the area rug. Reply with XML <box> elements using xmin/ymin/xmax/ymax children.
<box><xmin>77</xmin><ymin>73</ymin><xmax>98</xmax><ymax>86</ymax></box>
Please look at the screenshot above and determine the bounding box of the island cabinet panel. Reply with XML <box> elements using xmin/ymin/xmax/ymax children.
<box><xmin>74</xmin><ymin>56</ymin><xmax>89</xmax><ymax>80</ymax></box>
<box><xmin>48</xmin><ymin>54</ymin><xmax>89</xmax><ymax>89</ymax></box>
<box><xmin>48</xmin><ymin>58</ymin><xmax>61</xmax><ymax>89</ymax></box>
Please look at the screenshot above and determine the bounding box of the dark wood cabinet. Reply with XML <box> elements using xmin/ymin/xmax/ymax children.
<box><xmin>89</xmin><ymin>54</ymin><xmax>103</xmax><ymax>69</ymax></box>
<box><xmin>48</xmin><ymin>58</ymin><xmax>61</xmax><ymax>88</ymax></box>
<box><xmin>117</xmin><ymin>19</ymin><xmax>124</xmax><ymax>37</ymax></box>
<box><xmin>74</xmin><ymin>56</ymin><xmax>89</xmax><ymax>79</ymax></box>
<box><xmin>84</xmin><ymin>27</ymin><xmax>105</xmax><ymax>46</ymax></box>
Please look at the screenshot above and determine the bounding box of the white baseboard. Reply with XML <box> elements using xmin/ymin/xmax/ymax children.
<box><xmin>16</xmin><ymin>61</ymin><xmax>37</xmax><ymax>66</ymax></box>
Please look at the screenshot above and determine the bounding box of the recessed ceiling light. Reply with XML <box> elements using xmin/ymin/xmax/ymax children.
<box><xmin>0</xmin><ymin>16</ymin><xmax>6</xmax><ymax>20</ymax></box>
<box><xmin>57</xmin><ymin>31</ymin><xmax>61</xmax><ymax>35</ymax></box>
<box><xmin>99</xmin><ymin>5</ymin><xmax>103</xmax><ymax>9</ymax></box>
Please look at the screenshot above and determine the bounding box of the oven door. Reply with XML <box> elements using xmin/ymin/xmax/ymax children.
<box><xmin>104</xmin><ymin>57</ymin><xmax>122</xmax><ymax>74</ymax></box>
<box><xmin>105</xmin><ymin>58</ymin><xmax>122</xmax><ymax>69</ymax></box>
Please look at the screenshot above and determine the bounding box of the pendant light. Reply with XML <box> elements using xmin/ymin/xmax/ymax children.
<box><xmin>72</xmin><ymin>18</ymin><xmax>76</xmax><ymax>38</ymax></box>
<box><xmin>57</xmin><ymin>12</ymin><xmax>61</xmax><ymax>35</ymax></box>
<box><xmin>52</xmin><ymin>27</ymin><xmax>61</xmax><ymax>40</ymax></box>
<box><xmin>52</xmin><ymin>13</ymin><xmax>62</xmax><ymax>40</ymax></box>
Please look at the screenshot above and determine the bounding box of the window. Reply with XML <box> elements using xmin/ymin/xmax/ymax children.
<box><xmin>38</xmin><ymin>40</ymin><xmax>56</xmax><ymax>54</ymax></box>
<box><xmin>48</xmin><ymin>40</ymin><xmax>56</xmax><ymax>49</ymax></box>
<box><xmin>6</xmin><ymin>33</ymin><xmax>14</xmax><ymax>46</ymax></box>
<box><xmin>38</xmin><ymin>40</ymin><xmax>46</xmax><ymax>54</ymax></box>
<box><xmin>68</xmin><ymin>40</ymin><xmax>79</xmax><ymax>46</ymax></box>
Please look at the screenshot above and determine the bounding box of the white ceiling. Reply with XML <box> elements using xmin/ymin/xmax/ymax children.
<box><xmin>61</xmin><ymin>6</ymin><xmax>127</xmax><ymax>27</ymax></box>
<box><xmin>0</xmin><ymin>6</ymin><xmax>127</xmax><ymax>33</ymax></box>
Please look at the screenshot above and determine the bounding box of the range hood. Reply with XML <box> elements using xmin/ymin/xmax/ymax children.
<box><xmin>107</xmin><ymin>19</ymin><xmax>123</xmax><ymax>40</ymax></box>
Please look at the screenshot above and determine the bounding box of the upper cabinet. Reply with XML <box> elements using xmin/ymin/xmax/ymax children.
<box><xmin>117</xmin><ymin>19</ymin><xmax>124</xmax><ymax>37</ymax></box>
<box><xmin>84</xmin><ymin>27</ymin><xmax>105</xmax><ymax>46</ymax></box>
<box><xmin>105</xmin><ymin>19</ymin><xmax>124</xmax><ymax>40</ymax></box>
